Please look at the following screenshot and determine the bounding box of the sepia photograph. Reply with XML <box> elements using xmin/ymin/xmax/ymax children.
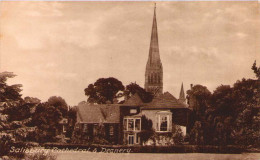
<box><xmin>0</xmin><ymin>1</ymin><xmax>260</xmax><ymax>160</ymax></box>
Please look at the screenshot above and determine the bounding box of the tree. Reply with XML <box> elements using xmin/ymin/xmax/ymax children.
<box><xmin>66</xmin><ymin>107</ymin><xmax>77</xmax><ymax>138</ymax></box>
<box><xmin>210</xmin><ymin>85</ymin><xmax>234</xmax><ymax>116</ymax></box>
<box><xmin>139</xmin><ymin>115</ymin><xmax>154</xmax><ymax>144</ymax></box>
<box><xmin>0</xmin><ymin>72</ymin><xmax>32</xmax><ymax>156</ymax></box>
<box><xmin>125</xmin><ymin>83</ymin><xmax>153</xmax><ymax>103</ymax></box>
<box><xmin>252</xmin><ymin>60</ymin><xmax>260</xmax><ymax>80</ymax></box>
<box><xmin>187</xmin><ymin>84</ymin><xmax>211</xmax><ymax>119</ymax></box>
<box><xmin>48</xmin><ymin>96</ymin><xmax>68</xmax><ymax>116</ymax></box>
<box><xmin>84</xmin><ymin>77</ymin><xmax>125</xmax><ymax>104</ymax></box>
<box><xmin>31</xmin><ymin>102</ymin><xmax>63</xmax><ymax>143</ymax></box>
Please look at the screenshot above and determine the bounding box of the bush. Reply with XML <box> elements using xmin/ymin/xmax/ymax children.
<box><xmin>25</xmin><ymin>151</ymin><xmax>57</xmax><ymax>160</ymax></box>
<box><xmin>0</xmin><ymin>135</ymin><xmax>14</xmax><ymax>157</ymax></box>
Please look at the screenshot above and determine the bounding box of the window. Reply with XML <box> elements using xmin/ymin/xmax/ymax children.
<box><xmin>130</xmin><ymin>109</ymin><xmax>137</xmax><ymax>114</ymax></box>
<box><xmin>63</xmin><ymin>125</ymin><xmax>67</xmax><ymax>133</ymax></box>
<box><xmin>157</xmin><ymin>113</ymin><xmax>170</xmax><ymax>132</ymax></box>
<box><xmin>128</xmin><ymin>134</ymin><xmax>134</xmax><ymax>145</ymax></box>
<box><xmin>93</xmin><ymin>124</ymin><xmax>98</xmax><ymax>136</ymax></box>
<box><xmin>160</xmin><ymin>115</ymin><xmax>168</xmax><ymax>131</ymax></box>
<box><xmin>135</xmin><ymin>119</ymin><xmax>140</xmax><ymax>131</ymax></box>
<box><xmin>123</xmin><ymin>119</ymin><xmax>127</xmax><ymax>130</ymax></box>
<box><xmin>128</xmin><ymin>119</ymin><xmax>134</xmax><ymax>131</ymax></box>
<box><xmin>83</xmin><ymin>124</ymin><xmax>88</xmax><ymax>133</ymax></box>
<box><xmin>109</xmin><ymin>125</ymin><xmax>114</xmax><ymax>136</ymax></box>
<box><xmin>124</xmin><ymin>118</ymin><xmax>141</xmax><ymax>131</ymax></box>
<box><xmin>135</xmin><ymin>133</ymin><xmax>139</xmax><ymax>144</ymax></box>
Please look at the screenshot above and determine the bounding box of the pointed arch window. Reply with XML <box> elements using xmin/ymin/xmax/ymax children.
<box><xmin>154</xmin><ymin>73</ymin><xmax>157</xmax><ymax>84</ymax></box>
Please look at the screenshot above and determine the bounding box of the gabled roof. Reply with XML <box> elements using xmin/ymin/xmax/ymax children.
<box><xmin>142</xmin><ymin>92</ymin><xmax>188</xmax><ymax>109</ymax></box>
<box><xmin>76</xmin><ymin>104</ymin><xmax>120</xmax><ymax>123</ymax></box>
<box><xmin>122</xmin><ymin>93</ymin><xmax>143</xmax><ymax>106</ymax></box>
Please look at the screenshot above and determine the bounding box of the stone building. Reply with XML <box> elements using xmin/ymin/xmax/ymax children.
<box><xmin>144</xmin><ymin>4</ymin><xmax>163</xmax><ymax>95</ymax></box>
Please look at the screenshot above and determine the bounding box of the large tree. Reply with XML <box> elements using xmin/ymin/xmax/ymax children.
<box><xmin>48</xmin><ymin>96</ymin><xmax>68</xmax><ymax>116</ymax></box>
<box><xmin>189</xmin><ymin>61</ymin><xmax>260</xmax><ymax>146</ymax></box>
<box><xmin>124</xmin><ymin>83</ymin><xmax>153</xmax><ymax>103</ymax></box>
<box><xmin>84</xmin><ymin>77</ymin><xmax>124</xmax><ymax>104</ymax></box>
<box><xmin>187</xmin><ymin>84</ymin><xmax>211</xmax><ymax>118</ymax></box>
<box><xmin>31</xmin><ymin>102</ymin><xmax>63</xmax><ymax>143</ymax></box>
<box><xmin>0</xmin><ymin>72</ymin><xmax>37</xmax><ymax>156</ymax></box>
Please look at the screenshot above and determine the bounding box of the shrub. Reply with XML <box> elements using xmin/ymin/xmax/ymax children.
<box><xmin>0</xmin><ymin>135</ymin><xmax>14</xmax><ymax>157</ymax></box>
<box><xmin>25</xmin><ymin>151</ymin><xmax>57</xmax><ymax>160</ymax></box>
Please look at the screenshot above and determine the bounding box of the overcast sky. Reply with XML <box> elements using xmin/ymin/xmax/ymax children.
<box><xmin>1</xmin><ymin>1</ymin><xmax>260</xmax><ymax>106</ymax></box>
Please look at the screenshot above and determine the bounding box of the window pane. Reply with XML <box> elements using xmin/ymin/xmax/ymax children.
<box><xmin>135</xmin><ymin>119</ymin><xmax>140</xmax><ymax>131</ymax></box>
<box><xmin>109</xmin><ymin>125</ymin><xmax>114</xmax><ymax>136</ymax></box>
<box><xmin>93</xmin><ymin>124</ymin><xmax>98</xmax><ymax>136</ymax></box>
<box><xmin>124</xmin><ymin>119</ymin><xmax>127</xmax><ymax>130</ymax></box>
<box><xmin>128</xmin><ymin>119</ymin><xmax>134</xmax><ymax>131</ymax></box>
<box><xmin>130</xmin><ymin>109</ymin><xmax>137</xmax><ymax>114</ymax></box>
<box><xmin>136</xmin><ymin>134</ymin><xmax>139</xmax><ymax>144</ymax></box>
<box><xmin>83</xmin><ymin>124</ymin><xmax>88</xmax><ymax>133</ymax></box>
<box><xmin>160</xmin><ymin>115</ymin><xmax>168</xmax><ymax>131</ymax></box>
<box><xmin>128</xmin><ymin>134</ymin><xmax>134</xmax><ymax>145</ymax></box>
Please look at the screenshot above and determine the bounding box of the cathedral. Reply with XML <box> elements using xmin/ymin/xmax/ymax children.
<box><xmin>74</xmin><ymin>5</ymin><xmax>191</xmax><ymax>146</ymax></box>
<box><xmin>144</xmin><ymin>4</ymin><xmax>163</xmax><ymax>95</ymax></box>
<box><xmin>145</xmin><ymin>4</ymin><xmax>185</xmax><ymax>102</ymax></box>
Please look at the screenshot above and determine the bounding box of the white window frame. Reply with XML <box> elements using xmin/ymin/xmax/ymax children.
<box><xmin>124</xmin><ymin>118</ymin><xmax>141</xmax><ymax>131</ymax></box>
<box><xmin>157</xmin><ymin>112</ymin><xmax>171</xmax><ymax>132</ymax></box>
<box><xmin>128</xmin><ymin>134</ymin><xmax>134</xmax><ymax>145</ymax></box>
<box><xmin>62</xmin><ymin>125</ymin><xmax>67</xmax><ymax>133</ymax></box>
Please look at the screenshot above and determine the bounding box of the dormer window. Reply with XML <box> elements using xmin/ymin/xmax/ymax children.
<box><xmin>130</xmin><ymin>109</ymin><xmax>137</xmax><ymax>114</ymax></box>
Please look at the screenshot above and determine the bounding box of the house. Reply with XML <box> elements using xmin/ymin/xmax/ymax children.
<box><xmin>121</xmin><ymin>92</ymin><xmax>190</xmax><ymax>145</ymax></box>
<box><xmin>74</xmin><ymin>104</ymin><xmax>121</xmax><ymax>144</ymax></box>
<box><xmin>74</xmin><ymin>92</ymin><xmax>191</xmax><ymax>145</ymax></box>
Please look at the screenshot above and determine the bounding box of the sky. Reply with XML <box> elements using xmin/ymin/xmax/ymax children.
<box><xmin>0</xmin><ymin>1</ymin><xmax>260</xmax><ymax>106</ymax></box>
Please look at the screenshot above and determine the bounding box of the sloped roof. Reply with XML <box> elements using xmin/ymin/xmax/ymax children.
<box><xmin>76</xmin><ymin>104</ymin><xmax>120</xmax><ymax>123</ymax></box>
<box><xmin>142</xmin><ymin>92</ymin><xmax>188</xmax><ymax>109</ymax></box>
<box><xmin>122</xmin><ymin>93</ymin><xmax>143</xmax><ymax>106</ymax></box>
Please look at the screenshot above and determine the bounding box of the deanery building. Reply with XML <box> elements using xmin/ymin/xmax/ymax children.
<box><xmin>74</xmin><ymin>5</ymin><xmax>191</xmax><ymax>146</ymax></box>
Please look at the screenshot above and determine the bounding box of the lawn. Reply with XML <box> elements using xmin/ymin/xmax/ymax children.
<box><xmin>55</xmin><ymin>152</ymin><xmax>260</xmax><ymax>160</ymax></box>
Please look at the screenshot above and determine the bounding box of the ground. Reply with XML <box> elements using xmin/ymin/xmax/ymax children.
<box><xmin>55</xmin><ymin>152</ymin><xmax>260</xmax><ymax>160</ymax></box>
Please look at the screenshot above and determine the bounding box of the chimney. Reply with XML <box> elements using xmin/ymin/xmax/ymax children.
<box><xmin>190</xmin><ymin>84</ymin><xmax>193</xmax><ymax>89</ymax></box>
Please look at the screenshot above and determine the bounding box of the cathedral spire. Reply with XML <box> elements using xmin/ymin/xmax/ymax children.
<box><xmin>179</xmin><ymin>83</ymin><xmax>186</xmax><ymax>103</ymax></box>
<box><xmin>145</xmin><ymin>4</ymin><xmax>163</xmax><ymax>95</ymax></box>
<box><xmin>147</xmin><ymin>3</ymin><xmax>161</xmax><ymax>66</ymax></box>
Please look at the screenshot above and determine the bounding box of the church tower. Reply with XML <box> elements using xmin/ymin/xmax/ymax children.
<box><xmin>145</xmin><ymin>4</ymin><xmax>163</xmax><ymax>95</ymax></box>
<box><xmin>178</xmin><ymin>83</ymin><xmax>186</xmax><ymax>103</ymax></box>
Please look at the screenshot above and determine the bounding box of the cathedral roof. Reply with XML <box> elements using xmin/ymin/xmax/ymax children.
<box><xmin>142</xmin><ymin>92</ymin><xmax>188</xmax><ymax>109</ymax></box>
<box><xmin>76</xmin><ymin>104</ymin><xmax>120</xmax><ymax>123</ymax></box>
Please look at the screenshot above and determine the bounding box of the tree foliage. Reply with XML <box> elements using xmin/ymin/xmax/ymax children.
<box><xmin>252</xmin><ymin>60</ymin><xmax>260</xmax><ymax>80</ymax></box>
<box><xmin>84</xmin><ymin>77</ymin><xmax>125</xmax><ymax>104</ymax></box>
<box><xmin>48</xmin><ymin>96</ymin><xmax>68</xmax><ymax>116</ymax></box>
<box><xmin>140</xmin><ymin>115</ymin><xmax>154</xmax><ymax>144</ymax></box>
<box><xmin>125</xmin><ymin>83</ymin><xmax>153</xmax><ymax>103</ymax></box>
<box><xmin>188</xmin><ymin>61</ymin><xmax>260</xmax><ymax>147</ymax></box>
<box><xmin>31</xmin><ymin>102</ymin><xmax>63</xmax><ymax>143</ymax></box>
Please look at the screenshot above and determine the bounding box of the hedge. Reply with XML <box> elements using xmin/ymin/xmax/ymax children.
<box><xmin>43</xmin><ymin>143</ymin><xmax>246</xmax><ymax>154</ymax></box>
